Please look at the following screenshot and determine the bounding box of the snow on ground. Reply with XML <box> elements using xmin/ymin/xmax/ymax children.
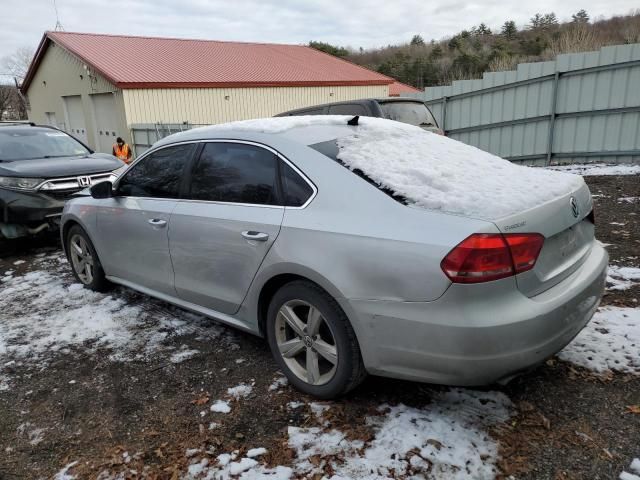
<box><xmin>619</xmin><ymin>196</ymin><xmax>639</xmax><ymax>204</ymax></box>
<box><xmin>210</xmin><ymin>400</ymin><xmax>231</xmax><ymax>413</ymax></box>
<box><xmin>620</xmin><ymin>458</ymin><xmax>640</xmax><ymax>480</ymax></box>
<box><xmin>0</xmin><ymin>255</ymin><xmax>233</xmax><ymax>389</ymax></box>
<box><xmin>547</xmin><ymin>163</ymin><xmax>640</xmax><ymax>176</ymax></box>
<box><xmin>289</xmin><ymin>388</ymin><xmax>511</xmax><ymax>480</ymax></box>
<box><xmin>227</xmin><ymin>382</ymin><xmax>253</xmax><ymax>399</ymax></box>
<box><xmin>268</xmin><ymin>376</ymin><xmax>288</xmax><ymax>391</ymax></box>
<box><xmin>559</xmin><ymin>307</ymin><xmax>640</xmax><ymax>374</ymax></box>
<box><xmin>607</xmin><ymin>265</ymin><xmax>640</xmax><ymax>290</ymax></box>
<box><xmin>183</xmin><ymin>116</ymin><xmax>583</xmax><ymax>220</ymax></box>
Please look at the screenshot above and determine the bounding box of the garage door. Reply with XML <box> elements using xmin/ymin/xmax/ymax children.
<box><xmin>63</xmin><ymin>95</ymin><xmax>88</xmax><ymax>145</ymax></box>
<box><xmin>91</xmin><ymin>93</ymin><xmax>119</xmax><ymax>153</ymax></box>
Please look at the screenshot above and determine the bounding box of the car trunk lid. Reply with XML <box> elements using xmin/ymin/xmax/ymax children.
<box><xmin>493</xmin><ymin>181</ymin><xmax>594</xmax><ymax>297</ymax></box>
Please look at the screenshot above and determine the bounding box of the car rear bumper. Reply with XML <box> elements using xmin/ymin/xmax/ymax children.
<box><xmin>342</xmin><ymin>242</ymin><xmax>608</xmax><ymax>386</ymax></box>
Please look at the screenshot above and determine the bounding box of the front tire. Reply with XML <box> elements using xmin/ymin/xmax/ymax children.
<box><xmin>266</xmin><ymin>280</ymin><xmax>366</xmax><ymax>399</ymax></box>
<box><xmin>66</xmin><ymin>225</ymin><xmax>110</xmax><ymax>292</ymax></box>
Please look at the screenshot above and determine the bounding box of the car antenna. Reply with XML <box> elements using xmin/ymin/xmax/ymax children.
<box><xmin>347</xmin><ymin>116</ymin><xmax>359</xmax><ymax>126</ymax></box>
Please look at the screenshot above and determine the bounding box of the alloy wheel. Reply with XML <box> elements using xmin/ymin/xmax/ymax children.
<box><xmin>69</xmin><ymin>233</ymin><xmax>94</xmax><ymax>284</ymax></box>
<box><xmin>274</xmin><ymin>299</ymin><xmax>338</xmax><ymax>385</ymax></box>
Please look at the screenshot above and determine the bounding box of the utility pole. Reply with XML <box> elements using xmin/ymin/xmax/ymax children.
<box><xmin>53</xmin><ymin>0</ymin><xmax>64</xmax><ymax>31</ymax></box>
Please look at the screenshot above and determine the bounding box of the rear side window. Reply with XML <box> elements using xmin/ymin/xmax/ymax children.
<box><xmin>187</xmin><ymin>142</ymin><xmax>279</xmax><ymax>205</ymax></box>
<box><xmin>327</xmin><ymin>104</ymin><xmax>369</xmax><ymax>116</ymax></box>
<box><xmin>282</xmin><ymin>163</ymin><xmax>313</xmax><ymax>207</ymax></box>
<box><xmin>309</xmin><ymin>139</ymin><xmax>407</xmax><ymax>205</ymax></box>
<box><xmin>378</xmin><ymin>102</ymin><xmax>437</xmax><ymax>127</ymax></box>
<box><xmin>117</xmin><ymin>144</ymin><xmax>195</xmax><ymax>198</ymax></box>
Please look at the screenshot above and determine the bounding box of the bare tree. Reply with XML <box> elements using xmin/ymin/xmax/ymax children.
<box><xmin>0</xmin><ymin>86</ymin><xmax>13</xmax><ymax>119</ymax></box>
<box><xmin>1</xmin><ymin>46</ymin><xmax>35</xmax><ymax>81</ymax></box>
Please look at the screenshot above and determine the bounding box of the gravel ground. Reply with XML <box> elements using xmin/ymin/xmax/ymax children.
<box><xmin>0</xmin><ymin>174</ymin><xmax>638</xmax><ymax>479</ymax></box>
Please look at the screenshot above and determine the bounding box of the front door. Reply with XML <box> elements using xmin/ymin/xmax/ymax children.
<box><xmin>95</xmin><ymin>143</ymin><xmax>197</xmax><ymax>295</ymax></box>
<box><xmin>170</xmin><ymin>141</ymin><xmax>285</xmax><ymax>314</ymax></box>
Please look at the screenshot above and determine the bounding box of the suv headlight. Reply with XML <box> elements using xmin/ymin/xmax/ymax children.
<box><xmin>0</xmin><ymin>176</ymin><xmax>44</xmax><ymax>191</ymax></box>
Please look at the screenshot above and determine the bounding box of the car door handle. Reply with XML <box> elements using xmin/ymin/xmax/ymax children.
<box><xmin>241</xmin><ymin>231</ymin><xmax>269</xmax><ymax>241</ymax></box>
<box><xmin>148</xmin><ymin>218</ymin><xmax>167</xmax><ymax>228</ymax></box>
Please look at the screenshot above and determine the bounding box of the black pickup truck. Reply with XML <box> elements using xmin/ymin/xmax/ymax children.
<box><xmin>0</xmin><ymin>123</ymin><xmax>124</xmax><ymax>240</ymax></box>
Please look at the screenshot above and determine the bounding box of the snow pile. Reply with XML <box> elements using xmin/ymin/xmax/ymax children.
<box><xmin>227</xmin><ymin>383</ymin><xmax>253</xmax><ymax>399</ymax></box>
<box><xmin>183</xmin><ymin>451</ymin><xmax>292</xmax><ymax>480</ymax></box>
<box><xmin>0</xmin><ymin>256</ymin><xmax>232</xmax><ymax>386</ymax></box>
<box><xmin>210</xmin><ymin>400</ymin><xmax>231</xmax><ymax>413</ymax></box>
<box><xmin>607</xmin><ymin>266</ymin><xmax>640</xmax><ymax>291</ymax></box>
<box><xmin>620</xmin><ymin>458</ymin><xmax>640</xmax><ymax>480</ymax></box>
<box><xmin>288</xmin><ymin>388</ymin><xmax>512</xmax><ymax>479</ymax></box>
<box><xmin>53</xmin><ymin>461</ymin><xmax>78</xmax><ymax>480</ymax></box>
<box><xmin>170</xmin><ymin>346</ymin><xmax>200</xmax><ymax>364</ymax></box>
<box><xmin>268</xmin><ymin>376</ymin><xmax>288</xmax><ymax>391</ymax></box>
<box><xmin>196</xmin><ymin>116</ymin><xmax>583</xmax><ymax>219</ymax></box>
<box><xmin>547</xmin><ymin>163</ymin><xmax>640</xmax><ymax>176</ymax></box>
<box><xmin>559</xmin><ymin>307</ymin><xmax>640</xmax><ymax>374</ymax></box>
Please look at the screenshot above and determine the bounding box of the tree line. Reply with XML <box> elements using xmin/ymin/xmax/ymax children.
<box><xmin>310</xmin><ymin>10</ymin><xmax>640</xmax><ymax>89</ymax></box>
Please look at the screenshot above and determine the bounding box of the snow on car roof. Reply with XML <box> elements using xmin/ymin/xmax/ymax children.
<box><xmin>187</xmin><ymin>116</ymin><xmax>585</xmax><ymax>219</ymax></box>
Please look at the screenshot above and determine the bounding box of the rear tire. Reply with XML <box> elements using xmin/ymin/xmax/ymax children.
<box><xmin>266</xmin><ymin>280</ymin><xmax>366</xmax><ymax>399</ymax></box>
<box><xmin>66</xmin><ymin>225</ymin><xmax>110</xmax><ymax>292</ymax></box>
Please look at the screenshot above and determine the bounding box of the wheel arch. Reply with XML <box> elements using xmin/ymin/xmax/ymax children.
<box><xmin>254</xmin><ymin>266</ymin><xmax>350</xmax><ymax>338</ymax></box>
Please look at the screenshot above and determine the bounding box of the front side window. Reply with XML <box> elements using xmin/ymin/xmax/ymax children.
<box><xmin>188</xmin><ymin>143</ymin><xmax>279</xmax><ymax>205</ymax></box>
<box><xmin>117</xmin><ymin>143</ymin><xmax>195</xmax><ymax>198</ymax></box>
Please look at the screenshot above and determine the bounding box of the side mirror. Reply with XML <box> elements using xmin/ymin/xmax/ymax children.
<box><xmin>90</xmin><ymin>180</ymin><xmax>113</xmax><ymax>199</ymax></box>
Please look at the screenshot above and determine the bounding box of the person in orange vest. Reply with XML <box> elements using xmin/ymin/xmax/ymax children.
<box><xmin>112</xmin><ymin>137</ymin><xmax>132</xmax><ymax>164</ymax></box>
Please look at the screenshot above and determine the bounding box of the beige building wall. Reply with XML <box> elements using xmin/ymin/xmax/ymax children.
<box><xmin>122</xmin><ymin>84</ymin><xmax>389</xmax><ymax>125</ymax></box>
<box><xmin>25</xmin><ymin>43</ymin><xmax>130</xmax><ymax>152</ymax></box>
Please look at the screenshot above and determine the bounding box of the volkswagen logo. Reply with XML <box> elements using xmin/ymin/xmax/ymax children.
<box><xmin>569</xmin><ymin>197</ymin><xmax>580</xmax><ymax>218</ymax></box>
<box><xmin>77</xmin><ymin>176</ymin><xmax>92</xmax><ymax>187</ymax></box>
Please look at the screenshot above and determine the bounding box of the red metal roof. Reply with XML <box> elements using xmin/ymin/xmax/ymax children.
<box><xmin>389</xmin><ymin>81</ymin><xmax>421</xmax><ymax>97</ymax></box>
<box><xmin>22</xmin><ymin>31</ymin><xmax>394</xmax><ymax>92</ymax></box>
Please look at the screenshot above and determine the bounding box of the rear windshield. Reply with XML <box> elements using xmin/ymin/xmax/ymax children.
<box><xmin>309</xmin><ymin>139</ymin><xmax>408</xmax><ymax>205</ymax></box>
<box><xmin>379</xmin><ymin>102</ymin><xmax>437</xmax><ymax>128</ymax></box>
<box><xmin>0</xmin><ymin>129</ymin><xmax>90</xmax><ymax>162</ymax></box>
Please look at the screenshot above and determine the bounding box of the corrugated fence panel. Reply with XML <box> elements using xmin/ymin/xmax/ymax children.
<box><xmin>408</xmin><ymin>43</ymin><xmax>640</xmax><ymax>165</ymax></box>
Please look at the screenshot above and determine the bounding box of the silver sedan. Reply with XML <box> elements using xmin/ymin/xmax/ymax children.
<box><xmin>61</xmin><ymin>117</ymin><xmax>608</xmax><ymax>399</ymax></box>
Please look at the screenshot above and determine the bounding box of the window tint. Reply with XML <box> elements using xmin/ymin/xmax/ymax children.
<box><xmin>282</xmin><ymin>162</ymin><xmax>313</xmax><ymax>207</ymax></box>
<box><xmin>188</xmin><ymin>143</ymin><xmax>279</xmax><ymax>205</ymax></box>
<box><xmin>117</xmin><ymin>144</ymin><xmax>194</xmax><ymax>198</ymax></box>
<box><xmin>327</xmin><ymin>104</ymin><xmax>369</xmax><ymax>116</ymax></box>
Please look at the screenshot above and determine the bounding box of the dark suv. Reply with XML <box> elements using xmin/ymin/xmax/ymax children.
<box><xmin>276</xmin><ymin>98</ymin><xmax>443</xmax><ymax>134</ymax></box>
<box><xmin>0</xmin><ymin>123</ymin><xmax>124</xmax><ymax>240</ymax></box>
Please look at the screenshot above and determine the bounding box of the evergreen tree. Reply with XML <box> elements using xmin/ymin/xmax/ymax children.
<box><xmin>476</xmin><ymin>23</ymin><xmax>492</xmax><ymax>35</ymax></box>
<box><xmin>410</xmin><ymin>34</ymin><xmax>425</xmax><ymax>46</ymax></box>
<box><xmin>571</xmin><ymin>9</ymin><xmax>589</xmax><ymax>23</ymax></box>
<box><xmin>308</xmin><ymin>41</ymin><xmax>349</xmax><ymax>57</ymax></box>
<box><xmin>501</xmin><ymin>20</ymin><xmax>517</xmax><ymax>39</ymax></box>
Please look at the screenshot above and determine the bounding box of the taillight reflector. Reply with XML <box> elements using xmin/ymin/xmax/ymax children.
<box><xmin>441</xmin><ymin>233</ymin><xmax>544</xmax><ymax>284</ymax></box>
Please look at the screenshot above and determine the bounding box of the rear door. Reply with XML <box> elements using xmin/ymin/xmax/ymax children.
<box><xmin>96</xmin><ymin>143</ymin><xmax>196</xmax><ymax>295</ymax></box>
<box><xmin>169</xmin><ymin>141</ymin><xmax>285</xmax><ymax>314</ymax></box>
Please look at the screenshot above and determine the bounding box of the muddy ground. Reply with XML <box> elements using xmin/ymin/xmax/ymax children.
<box><xmin>0</xmin><ymin>174</ymin><xmax>638</xmax><ymax>480</ymax></box>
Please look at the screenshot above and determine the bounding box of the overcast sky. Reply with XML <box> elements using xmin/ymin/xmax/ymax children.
<box><xmin>2</xmin><ymin>0</ymin><xmax>639</xmax><ymax>62</ymax></box>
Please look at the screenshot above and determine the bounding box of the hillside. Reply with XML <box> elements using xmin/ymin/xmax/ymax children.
<box><xmin>312</xmin><ymin>10</ymin><xmax>640</xmax><ymax>89</ymax></box>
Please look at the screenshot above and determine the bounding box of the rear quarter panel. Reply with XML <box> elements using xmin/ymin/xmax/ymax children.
<box><xmin>252</xmin><ymin>141</ymin><xmax>496</xmax><ymax>303</ymax></box>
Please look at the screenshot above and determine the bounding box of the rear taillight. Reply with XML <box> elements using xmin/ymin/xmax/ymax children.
<box><xmin>441</xmin><ymin>233</ymin><xmax>544</xmax><ymax>284</ymax></box>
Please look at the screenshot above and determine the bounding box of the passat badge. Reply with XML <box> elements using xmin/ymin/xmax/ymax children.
<box><xmin>569</xmin><ymin>197</ymin><xmax>580</xmax><ymax>218</ymax></box>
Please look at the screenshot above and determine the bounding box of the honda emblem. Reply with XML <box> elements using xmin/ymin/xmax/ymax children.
<box><xmin>77</xmin><ymin>176</ymin><xmax>92</xmax><ymax>187</ymax></box>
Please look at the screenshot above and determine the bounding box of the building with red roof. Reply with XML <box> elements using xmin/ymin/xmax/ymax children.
<box><xmin>22</xmin><ymin>31</ymin><xmax>396</xmax><ymax>153</ymax></box>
